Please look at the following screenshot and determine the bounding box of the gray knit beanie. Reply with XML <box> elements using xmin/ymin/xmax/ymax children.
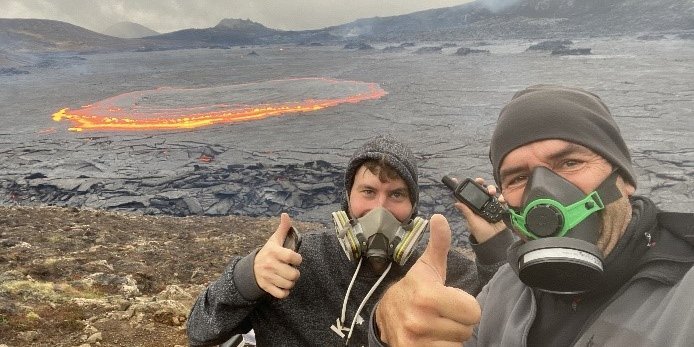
<box><xmin>489</xmin><ymin>84</ymin><xmax>636</xmax><ymax>188</ymax></box>
<box><xmin>343</xmin><ymin>134</ymin><xmax>418</xmax><ymax>218</ymax></box>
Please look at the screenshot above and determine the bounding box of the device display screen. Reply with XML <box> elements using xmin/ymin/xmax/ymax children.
<box><xmin>460</xmin><ymin>182</ymin><xmax>489</xmax><ymax>209</ymax></box>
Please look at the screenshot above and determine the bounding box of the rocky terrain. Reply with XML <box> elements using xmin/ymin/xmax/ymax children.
<box><xmin>0</xmin><ymin>205</ymin><xmax>325</xmax><ymax>346</ymax></box>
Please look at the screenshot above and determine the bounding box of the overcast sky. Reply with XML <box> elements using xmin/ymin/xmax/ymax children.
<box><xmin>2</xmin><ymin>0</ymin><xmax>475</xmax><ymax>33</ymax></box>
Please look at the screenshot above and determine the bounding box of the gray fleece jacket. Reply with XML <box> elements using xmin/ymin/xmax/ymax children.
<box><xmin>187</xmin><ymin>227</ymin><xmax>513</xmax><ymax>347</ymax></box>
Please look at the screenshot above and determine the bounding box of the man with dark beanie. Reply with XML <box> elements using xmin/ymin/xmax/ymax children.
<box><xmin>187</xmin><ymin>134</ymin><xmax>510</xmax><ymax>346</ymax></box>
<box><xmin>370</xmin><ymin>85</ymin><xmax>694</xmax><ymax>346</ymax></box>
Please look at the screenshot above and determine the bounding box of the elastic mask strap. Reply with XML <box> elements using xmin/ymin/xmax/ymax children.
<box><xmin>392</xmin><ymin>217</ymin><xmax>428</xmax><ymax>265</ymax></box>
<box><xmin>330</xmin><ymin>257</ymin><xmax>363</xmax><ymax>338</ymax></box>
<box><xmin>345</xmin><ymin>262</ymin><xmax>393</xmax><ymax>345</ymax></box>
<box><xmin>342</xmin><ymin>257</ymin><xmax>363</xmax><ymax>325</ymax></box>
<box><xmin>594</xmin><ymin>169</ymin><xmax>623</xmax><ymax>205</ymax></box>
<box><xmin>333</xmin><ymin>211</ymin><xmax>360</xmax><ymax>261</ymax></box>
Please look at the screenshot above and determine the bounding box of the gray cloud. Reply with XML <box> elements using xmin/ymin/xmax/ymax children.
<box><xmin>1</xmin><ymin>0</ymin><xmax>474</xmax><ymax>33</ymax></box>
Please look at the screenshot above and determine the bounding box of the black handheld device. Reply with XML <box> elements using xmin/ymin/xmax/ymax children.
<box><xmin>282</xmin><ymin>226</ymin><xmax>302</xmax><ymax>252</ymax></box>
<box><xmin>442</xmin><ymin>176</ymin><xmax>505</xmax><ymax>223</ymax></box>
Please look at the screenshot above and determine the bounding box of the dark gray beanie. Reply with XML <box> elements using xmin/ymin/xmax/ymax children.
<box><xmin>489</xmin><ymin>84</ymin><xmax>636</xmax><ymax>188</ymax></box>
<box><xmin>343</xmin><ymin>134</ymin><xmax>418</xmax><ymax>218</ymax></box>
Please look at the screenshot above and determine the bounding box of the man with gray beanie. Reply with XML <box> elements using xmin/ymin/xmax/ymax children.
<box><xmin>187</xmin><ymin>134</ymin><xmax>509</xmax><ymax>346</ymax></box>
<box><xmin>370</xmin><ymin>85</ymin><xmax>693</xmax><ymax>346</ymax></box>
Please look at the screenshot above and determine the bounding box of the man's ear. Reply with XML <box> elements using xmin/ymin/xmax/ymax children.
<box><xmin>618</xmin><ymin>175</ymin><xmax>636</xmax><ymax>197</ymax></box>
<box><xmin>625</xmin><ymin>183</ymin><xmax>635</xmax><ymax>196</ymax></box>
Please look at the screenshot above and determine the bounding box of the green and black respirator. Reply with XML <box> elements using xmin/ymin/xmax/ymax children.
<box><xmin>507</xmin><ymin>166</ymin><xmax>623</xmax><ymax>294</ymax></box>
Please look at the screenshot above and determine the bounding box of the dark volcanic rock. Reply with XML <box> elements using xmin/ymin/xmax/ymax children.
<box><xmin>551</xmin><ymin>48</ymin><xmax>591</xmax><ymax>55</ymax></box>
<box><xmin>0</xmin><ymin>67</ymin><xmax>29</xmax><ymax>76</ymax></box>
<box><xmin>454</xmin><ymin>47</ymin><xmax>490</xmax><ymax>56</ymax></box>
<box><xmin>298</xmin><ymin>42</ymin><xmax>324</xmax><ymax>46</ymax></box>
<box><xmin>414</xmin><ymin>46</ymin><xmax>443</xmax><ymax>54</ymax></box>
<box><xmin>343</xmin><ymin>42</ymin><xmax>374</xmax><ymax>50</ymax></box>
<box><xmin>527</xmin><ymin>39</ymin><xmax>573</xmax><ymax>51</ymax></box>
<box><xmin>637</xmin><ymin>34</ymin><xmax>666</xmax><ymax>41</ymax></box>
<box><xmin>2</xmin><ymin>160</ymin><xmax>346</xmax><ymax>218</ymax></box>
<box><xmin>0</xmin><ymin>157</ymin><xmax>481</xmax><ymax>248</ymax></box>
<box><xmin>382</xmin><ymin>46</ymin><xmax>406</xmax><ymax>53</ymax></box>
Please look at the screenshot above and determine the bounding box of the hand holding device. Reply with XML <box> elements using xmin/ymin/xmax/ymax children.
<box><xmin>255</xmin><ymin>213</ymin><xmax>303</xmax><ymax>299</ymax></box>
<box><xmin>283</xmin><ymin>226</ymin><xmax>302</xmax><ymax>251</ymax></box>
<box><xmin>442</xmin><ymin>176</ymin><xmax>505</xmax><ymax>223</ymax></box>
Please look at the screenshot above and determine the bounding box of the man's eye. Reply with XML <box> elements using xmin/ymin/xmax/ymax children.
<box><xmin>388</xmin><ymin>190</ymin><xmax>408</xmax><ymax>201</ymax></box>
<box><xmin>560</xmin><ymin>159</ymin><xmax>583</xmax><ymax>169</ymax></box>
<box><xmin>506</xmin><ymin>175</ymin><xmax>527</xmax><ymax>187</ymax></box>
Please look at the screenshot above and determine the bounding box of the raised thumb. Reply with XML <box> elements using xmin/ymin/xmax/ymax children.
<box><xmin>270</xmin><ymin>213</ymin><xmax>293</xmax><ymax>245</ymax></box>
<box><xmin>420</xmin><ymin>214</ymin><xmax>451</xmax><ymax>282</ymax></box>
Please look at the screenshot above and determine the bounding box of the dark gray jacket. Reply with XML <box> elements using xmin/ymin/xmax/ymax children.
<box><xmin>187</xmin><ymin>228</ymin><xmax>513</xmax><ymax>347</ymax></box>
<box><xmin>469</xmin><ymin>201</ymin><xmax>694</xmax><ymax>346</ymax></box>
<box><xmin>368</xmin><ymin>198</ymin><xmax>694</xmax><ymax>347</ymax></box>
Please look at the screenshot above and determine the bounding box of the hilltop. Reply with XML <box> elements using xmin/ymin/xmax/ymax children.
<box><xmin>101</xmin><ymin>21</ymin><xmax>159</xmax><ymax>39</ymax></box>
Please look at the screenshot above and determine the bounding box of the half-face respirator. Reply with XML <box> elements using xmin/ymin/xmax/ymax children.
<box><xmin>507</xmin><ymin>166</ymin><xmax>623</xmax><ymax>294</ymax></box>
<box><xmin>330</xmin><ymin>207</ymin><xmax>428</xmax><ymax>342</ymax></box>
<box><xmin>332</xmin><ymin>207</ymin><xmax>427</xmax><ymax>267</ymax></box>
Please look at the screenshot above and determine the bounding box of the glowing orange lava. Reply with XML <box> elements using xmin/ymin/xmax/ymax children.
<box><xmin>52</xmin><ymin>78</ymin><xmax>386</xmax><ymax>132</ymax></box>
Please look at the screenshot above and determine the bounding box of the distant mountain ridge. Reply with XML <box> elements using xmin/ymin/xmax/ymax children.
<box><xmin>102</xmin><ymin>21</ymin><xmax>159</xmax><ymax>39</ymax></box>
<box><xmin>328</xmin><ymin>0</ymin><xmax>694</xmax><ymax>40</ymax></box>
<box><xmin>216</xmin><ymin>18</ymin><xmax>269</xmax><ymax>31</ymax></box>
<box><xmin>150</xmin><ymin>17</ymin><xmax>280</xmax><ymax>44</ymax></box>
<box><xmin>150</xmin><ymin>17</ymin><xmax>335</xmax><ymax>46</ymax></box>
<box><xmin>0</xmin><ymin>18</ymin><xmax>130</xmax><ymax>52</ymax></box>
<box><xmin>0</xmin><ymin>0</ymin><xmax>692</xmax><ymax>56</ymax></box>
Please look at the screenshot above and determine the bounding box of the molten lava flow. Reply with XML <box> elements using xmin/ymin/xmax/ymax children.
<box><xmin>52</xmin><ymin>78</ymin><xmax>386</xmax><ymax>132</ymax></box>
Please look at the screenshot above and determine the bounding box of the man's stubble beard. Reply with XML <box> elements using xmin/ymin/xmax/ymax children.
<box><xmin>596</xmin><ymin>185</ymin><xmax>633</xmax><ymax>256</ymax></box>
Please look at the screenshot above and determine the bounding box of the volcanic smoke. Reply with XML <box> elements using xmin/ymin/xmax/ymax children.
<box><xmin>52</xmin><ymin>78</ymin><xmax>386</xmax><ymax>132</ymax></box>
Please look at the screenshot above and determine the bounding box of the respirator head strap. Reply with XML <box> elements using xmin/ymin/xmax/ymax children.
<box><xmin>392</xmin><ymin>217</ymin><xmax>428</xmax><ymax>265</ymax></box>
<box><xmin>593</xmin><ymin>169</ymin><xmax>623</xmax><ymax>205</ymax></box>
<box><xmin>333</xmin><ymin>211</ymin><xmax>361</xmax><ymax>261</ymax></box>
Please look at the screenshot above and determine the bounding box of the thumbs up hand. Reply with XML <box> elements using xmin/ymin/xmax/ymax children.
<box><xmin>254</xmin><ymin>213</ymin><xmax>303</xmax><ymax>299</ymax></box>
<box><xmin>374</xmin><ymin>214</ymin><xmax>481</xmax><ymax>346</ymax></box>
